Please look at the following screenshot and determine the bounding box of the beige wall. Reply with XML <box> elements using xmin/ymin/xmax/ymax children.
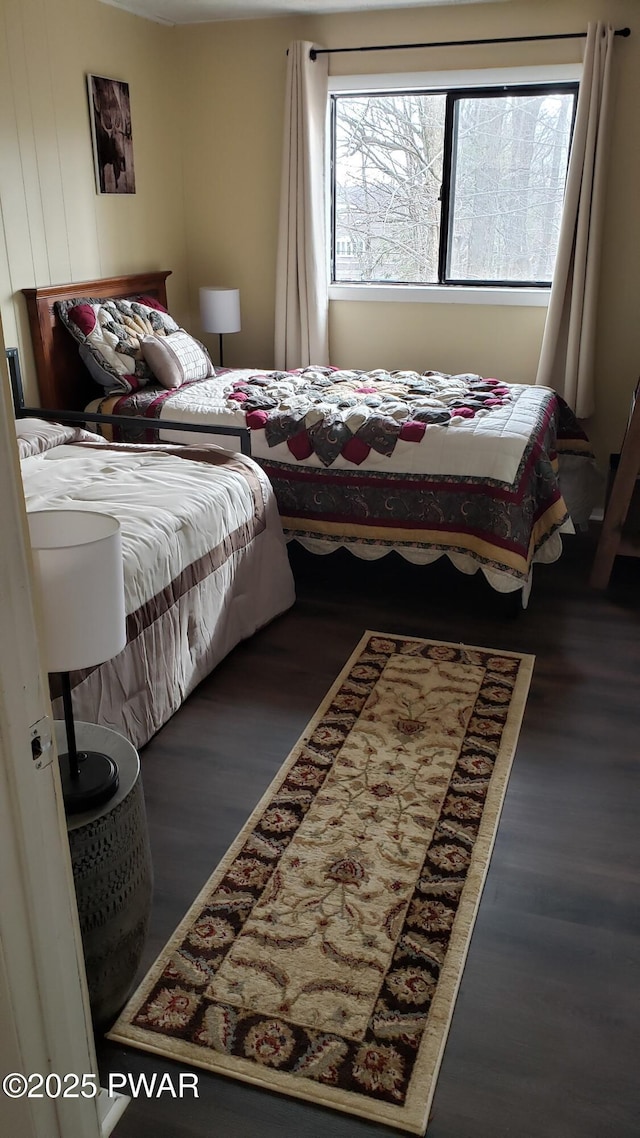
<box><xmin>329</xmin><ymin>302</ymin><xmax>547</xmax><ymax>381</ymax></box>
<box><xmin>1</xmin><ymin>0</ymin><xmax>637</xmax><ymax>463</ymax></box>
<box><xmin>0</xmin><ymin>0</ymin><xmax>189</xmax><ymax>404</ymax></box>
<box><xmin>176</xmin><ymin>0</ymin><xmax>639</xmax><ymax>463</ymax></box>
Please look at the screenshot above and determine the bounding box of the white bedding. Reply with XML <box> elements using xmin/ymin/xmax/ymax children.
<box><xmin>19</xmin><ymin>425</ymin><xmax>295</xmax><ymax>746</ymax></box>
<box><xmin>93</xmin><ymin>373</ymin><xmax>553</xmax><ymax>483</ymax></box>
<box><xmin>22</xmin><ymin>443</ymin><xmax>266</xmax><ymax>614</ymax></box>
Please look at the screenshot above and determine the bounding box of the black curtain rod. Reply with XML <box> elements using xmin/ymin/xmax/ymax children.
<box><xmin>309</xmin><ymin>27</ymin><xmax>630</xmax><ymax>60</ymax></box>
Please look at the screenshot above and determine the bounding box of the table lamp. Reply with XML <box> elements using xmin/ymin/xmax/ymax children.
<box><xmin>28</xmin><ymin>510</ymin><xmax>127</xmax><ymax>815</ymax></box>
<box><xmin>199</xmin><ymin>286</ymin><xmax>241</xmax><ymax>367</ymax></box>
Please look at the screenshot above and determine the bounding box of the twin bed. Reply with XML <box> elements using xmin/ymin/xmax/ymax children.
<box><xmin>16</xmin><ymin>268</ymin><xmax>598</xmax><ymax>741</ymax></box>
<box><xmin>18</xmin><ymin>417</ymin><xmax>295</xmax><ymax>748</ymax></box>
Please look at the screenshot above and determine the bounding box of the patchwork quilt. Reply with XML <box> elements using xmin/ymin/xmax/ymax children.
<box><xmin>225</xmin><ymin>367</ymin><xmax>513</xmax><ymax>466</ymax></box>
<box><xmin>96</xmin><ymin>366</ymin><xmax>513</xmax><ymax>465</ymax></box>
<box><xmin>89</xmin><ymin>367</ymin><xmax>597</xmax><ymax>595</ymax></box>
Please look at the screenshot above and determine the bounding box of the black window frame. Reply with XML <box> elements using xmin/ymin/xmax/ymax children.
<box><xmin>330</xmin><ymin>81</ymin><xmax>579</xmax><ymax>289</ymax></box>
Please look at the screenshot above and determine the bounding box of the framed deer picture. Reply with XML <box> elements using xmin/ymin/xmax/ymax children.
<box><xmin>87</xmin><ymin>75</ymin><xmax>136</xmax><ymax>195</ymax></box>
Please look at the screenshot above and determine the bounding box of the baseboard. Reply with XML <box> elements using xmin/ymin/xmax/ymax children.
<box><xmin>98</xmin><ymin>1088</ymin><xmax>129</xmax><ymax>1136</ymax></box>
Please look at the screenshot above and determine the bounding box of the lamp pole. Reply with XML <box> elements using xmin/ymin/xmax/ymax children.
<box><xmin>60</xmin><ymin>671</ymin><xmax>80</xmax><ymax>779</ymax></box>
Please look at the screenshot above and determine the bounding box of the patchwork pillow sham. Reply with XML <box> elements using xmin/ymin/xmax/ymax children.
<box><xmin>140</xmin><ymin>329</ymin><xmax>213</xmax><ymax>389</ymax></box>
<box><xmin>56</xmin><ymin>295</ymin><xmax>179</xmax><ymax>394</ymax></box>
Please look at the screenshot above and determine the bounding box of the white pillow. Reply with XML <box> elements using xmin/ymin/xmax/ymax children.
<box><xmin>140</xmin><ymin>330</ymin><xmax>213</xmax><ymax>390</ymax></box>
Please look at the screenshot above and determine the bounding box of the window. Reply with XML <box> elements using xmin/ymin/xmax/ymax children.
<box><xmin>330</xmin><ymin>80</ymin><xmax>577</xmax><ymax>289</ymax></box>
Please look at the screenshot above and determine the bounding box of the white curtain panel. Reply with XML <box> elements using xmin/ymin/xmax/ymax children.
<box><xmin>275</xmin><ymin>41</ymin><xmax>330</xmax><ymax>370</ymax></box>
<box><xmin>536</xmin><ymin>22</ymin><xmax>614</xmax><ymax>419</ymax></box>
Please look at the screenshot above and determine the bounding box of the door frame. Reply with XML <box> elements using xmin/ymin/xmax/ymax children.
<box><xmin>0</xmin><ymin>328</ymin><xmax>126</xmax><ymax>1137</ymax></box>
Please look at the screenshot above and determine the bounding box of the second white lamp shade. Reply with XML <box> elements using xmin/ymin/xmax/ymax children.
<box><xmin>28</xmin><ymin>510</ymin><xmax>127</xmax><ymax>674</ymax></box>
<box><xmin>199</xmin><ymin>287</ymin><xmax>241</xmax><ymax>335</ymax></box>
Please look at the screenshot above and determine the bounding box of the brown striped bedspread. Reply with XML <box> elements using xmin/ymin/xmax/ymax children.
<box><xmin>19</xmin><ymin>428</ymin><xmax>295</xmax><ymax>745</ymax></box>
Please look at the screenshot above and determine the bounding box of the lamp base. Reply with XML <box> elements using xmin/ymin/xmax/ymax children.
<box><xmin>60</xmin><ymin>751</ymin><xmax>119</xmax><ymax>815</ymax></box>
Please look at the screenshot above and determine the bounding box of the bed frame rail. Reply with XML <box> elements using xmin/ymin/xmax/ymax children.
<box><xmin>8</xmin><ymin>345</ymin><xmax>251</xmax><ymax>455</ymax></box>
<box><xmin>15</xmin><ymin>404</ymin><xmax>252</xmax><ymax>456</ymax></box>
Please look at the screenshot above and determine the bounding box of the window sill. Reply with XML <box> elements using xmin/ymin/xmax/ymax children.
<box><xmin>328</xmin><ymin>284</ymin><xmax>550</xmax><ymax>307</ymax></box>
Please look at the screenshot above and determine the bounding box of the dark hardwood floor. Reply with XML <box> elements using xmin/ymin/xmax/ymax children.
<box><xmin>99</xmin><ymin>534</ymin><xmax>640</xmax><ymax>1138</ymax></box>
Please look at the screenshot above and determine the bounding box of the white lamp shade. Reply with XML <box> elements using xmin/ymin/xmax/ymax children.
<box><xmin>28</xmin><ymin>510</ymin><xmax>127</xmax><ymax>673</ymax></box>
<box><xmin>200</xmin><ymin>287</ymin><xmax>241</xmax><ymax>334</ymax></box>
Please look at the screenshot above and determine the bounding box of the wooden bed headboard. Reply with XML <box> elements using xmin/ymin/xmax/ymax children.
<box><xmin>22</xmin><ymin>270</ymin><xmax>172</xmax><ymax>411</ymax></box>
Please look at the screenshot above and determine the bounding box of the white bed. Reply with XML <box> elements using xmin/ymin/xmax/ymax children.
<box><xmin>18</xmin><ymin>419</ymin><xmax>296</xmax><ymax>748</ymax></box>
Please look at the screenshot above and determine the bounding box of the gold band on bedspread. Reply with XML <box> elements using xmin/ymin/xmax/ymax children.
<box><xmin>280</xmin><ymin>495</ymin><xmax>568</xmax><ymax>579</ymax></box>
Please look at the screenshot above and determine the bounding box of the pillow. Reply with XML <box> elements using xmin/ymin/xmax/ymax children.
<box><xmin>16</xmin><ymin>418</ymin><xmax>104</xmax><ymax>459</ymax></box>
<box><xmin>140</xmin><ymin>329</ymin><xmax>213</xmax><ymax>390</ymax></box>
<box><xmin>56</xmin><ymin>295</ymin><xmax>179</xmax><ymax>394</ymax></box>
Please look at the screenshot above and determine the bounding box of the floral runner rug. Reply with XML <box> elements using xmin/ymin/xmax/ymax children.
<box><xmin>108</xmin><ymin>631</ymin><xmax>534</xmax><ymax>1133</ymax></box>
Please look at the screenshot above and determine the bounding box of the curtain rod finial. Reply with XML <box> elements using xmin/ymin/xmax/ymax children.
<box><xmin>309</xmin><ymin>47</ymin><xmax>317</xmax><ymax>61</ymax></box>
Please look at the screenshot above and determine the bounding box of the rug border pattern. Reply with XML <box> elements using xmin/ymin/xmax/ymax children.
<box><xmin>107</xmin><ymin>631</ymin><xmax>534</xmax><ymax>1134</ymax></box>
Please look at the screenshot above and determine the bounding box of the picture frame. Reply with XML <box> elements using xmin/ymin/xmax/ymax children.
<box><xmin>87</xmin><ymin>74</ymin><xmax>135</xmax><ymax>195</ymax></box>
